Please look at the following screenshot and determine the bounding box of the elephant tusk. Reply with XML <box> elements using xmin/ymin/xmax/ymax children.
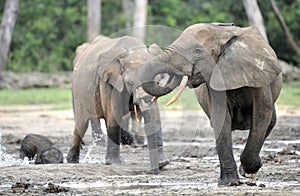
<box><xmin>166</xmin><ymin>75</ymin><xmax>188</xmax><ymax>106</ymax></box>
<box><xmin>134</xmin><ymin>105</ymin><xmax>140</xmax><ymax>123</ymax></box>
<box><xmin>151</xmin><ymin>96</ymin><xmax>159</xmax><ymax>103</ymax></box>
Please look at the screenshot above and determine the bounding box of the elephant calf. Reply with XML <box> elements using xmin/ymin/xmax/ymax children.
<box><xmin>20</xmin><ymin>134</ymin><xmax>63</xmax><ymax>164</ymax></box>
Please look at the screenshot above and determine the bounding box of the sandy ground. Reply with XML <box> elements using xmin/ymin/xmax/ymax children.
<box><xmin>0</xmin><ymin>104</ymin><xmax>300</xmax><ymax>195</ymax></box>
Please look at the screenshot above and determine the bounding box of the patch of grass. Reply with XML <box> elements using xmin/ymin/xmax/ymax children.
<box><xmin>0</xmin><ymin>88</ymin><xmax>72</xmax><ymax>106</ymax></box>
<box><xmin>0</xmin><ymin>80</ymin><xmax>299</xmax><ymax>111</ymax></box>
<box><xmin>276</xmin><ymin>80</ymin><xmax>300</xmax><ymax>108</ymax></box>
<box><xmin>158</xmin><ymin>88</ymin><xmax>201</xmax><ymax>110</ymax></box>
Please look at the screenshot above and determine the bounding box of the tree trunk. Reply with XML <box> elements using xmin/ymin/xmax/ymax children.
<box><xmin>87</xmin><ymin>0</ymin><xmax>101</xmax><ymax>42</ymax></box>
<box><xmin>242</xmin><ymin>0</ymin><xmax>268</xmax><ymax>42</ymax></box>
<box><xmin>133</xmin><ymin>0</ymin><xmax>147</xmax><ymax>42</ymax></box>
<box><xmin>270</xmin><ymin>0</ymin><xmax>300</xmax><ymax>54</ymax></box>
<box><xmin>0</xmin><ymin>0</ymin><xmax>20</xmax><ymax>79</ymax></box>
<box><xmin>122</xmin><ymin>0</ymin><xmax>134</xmax><ymax>29</ymax></box>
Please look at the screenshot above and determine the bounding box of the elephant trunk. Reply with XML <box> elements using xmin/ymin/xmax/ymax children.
<box><xmin>140</xmin><ymin>53</ymin><xmax>185</xmax><ymax>97</ymax></box>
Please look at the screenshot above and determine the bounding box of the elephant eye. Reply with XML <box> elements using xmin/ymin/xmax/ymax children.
<box><xmin>193</xmin><ymin>48</ymin><xmax>202</xmax><ymax>56</ymax></box>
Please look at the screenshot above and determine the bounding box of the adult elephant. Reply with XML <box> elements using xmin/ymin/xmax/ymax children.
<box><xmin>67</xmin><ymin>35</ymin><xmax>168</xmax><ymax>174</ymax></box>
<box><xmin>140</xmin><ymin>23</ymin><xmax>282</xmax><ymax>185</ymax></box>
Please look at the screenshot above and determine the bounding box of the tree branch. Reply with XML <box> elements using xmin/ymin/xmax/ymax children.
<box><xmin>270</xmin><ymin>0</ymin><xmax>300</xmax><ymax>54</ymax></box>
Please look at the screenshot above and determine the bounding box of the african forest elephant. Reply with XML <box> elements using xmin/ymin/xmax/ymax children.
<box><xmin>67</xmin><ymin>35</ymin><xmax>168</xmax><ymax>174</ymax></box>
<box><xmin>140</xmin><ymin>23</ymin><xmax>282</xmax><ymax>185</ymax></box>
<box><xmin>20</xmin><ymin>134</ymin><xmax>63</xmax><ymax>164</ymax></box>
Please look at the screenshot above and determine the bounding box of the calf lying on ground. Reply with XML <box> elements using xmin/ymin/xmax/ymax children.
<box><xmin>20</xmin><ymin>134</ymin><xmax>63</xmax><ymax>164</ymax></box>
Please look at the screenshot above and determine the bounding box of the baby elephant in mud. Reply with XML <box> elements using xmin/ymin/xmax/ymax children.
<box><xmin>20</xmin><ymin>134</ymin><xmax>63</xmax><ymax>164</ymax></box>
<box><xmin>67</xmin><ymin>35</ymin><xmax>168</xmax><ymax>174</ymax></box>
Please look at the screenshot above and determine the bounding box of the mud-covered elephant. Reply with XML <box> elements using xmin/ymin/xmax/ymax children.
<box><xmin>67</xmin><ymin>35</ymin><xmax>168</xmax><ymax>174</ymax></box>
<box><xmin>140</xmin><ymin>23</ymin><xmax>282</xmax><ymax>185</ymax></box>
<box><xmin>20</xmin><ymin>134</ymin><xmax>63</xmax><ymax>164</ymax></box>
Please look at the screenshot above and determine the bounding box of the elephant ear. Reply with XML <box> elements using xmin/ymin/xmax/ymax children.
<box><xmin>209</xmin><ymin>27</ymin><xmax>281</xmax><ymax>91</ymax></box>
<box><xmin>98</xmin><ymin>41</ymin><xmax>127</xmax><ymax>92</ymax></box>
<box><xmin>148</xmin><ymin>43</ymin><xmax>163</xmax><ymax>56</ymax></box>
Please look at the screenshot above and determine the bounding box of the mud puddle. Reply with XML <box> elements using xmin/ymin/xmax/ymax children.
<box><xmin>0</xmin><ymin>106</ymin><xmax>300</xmax><ymax>195</ymax></box>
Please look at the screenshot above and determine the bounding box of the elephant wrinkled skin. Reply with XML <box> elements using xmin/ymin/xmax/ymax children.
<box><xmin>141</xmin><ymin>23</ymin><xmax>282</xmax><ymax>185</ymax></box>
<box><xmin>67</xmin><ymin>35</ymin><xmax>168</xmax><ymax>174</ymax></box>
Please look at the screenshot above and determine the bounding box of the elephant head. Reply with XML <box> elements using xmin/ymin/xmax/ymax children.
<box><xmin>140</xmin><ymin>23</ymin><xmax>281</xmax><ymax>104</ymax></box>
<box><xmin>73</xmin><ymin>35</ymin><xmax>179</xmax><ymax>97</ymax></box>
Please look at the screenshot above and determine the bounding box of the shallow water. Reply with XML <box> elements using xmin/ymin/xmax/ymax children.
<box><xmin>0</xmin><ymin>134</ymin><xmax>24</xmax><ymax>166</ymax></box>
<box><xmin>51</xmin><ymin>180</ymin><xmax>300</xmax><ymax>190</ymax></box>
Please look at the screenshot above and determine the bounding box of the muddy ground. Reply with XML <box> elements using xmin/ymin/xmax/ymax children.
<box><xmin>0</xmin><ymin>104</ymin><xmax>299</xmax><ymax>195</ymax></box>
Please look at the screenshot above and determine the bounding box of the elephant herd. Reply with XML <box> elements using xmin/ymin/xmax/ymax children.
<box><xmin>20</xmin><ymin>23</ymin><xmax>282</xmax><ymax>186</ymax></box>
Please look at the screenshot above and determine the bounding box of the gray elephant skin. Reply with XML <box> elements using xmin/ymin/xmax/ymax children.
<box><xmin>20</xmin><ymin>134</ymin><xmax>63</xmax><ymax>164</ymax></box>
<box><xmin>67</xmin><ymin>35</ymin><xmax>168</xmax><ymax>174</ymax></box>
<box><xmin>141</xmin><ymin>23</ymin><xmax>282</xmax><ymax>185</ymax></box>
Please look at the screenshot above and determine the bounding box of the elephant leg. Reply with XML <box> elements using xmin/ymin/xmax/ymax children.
<box><xmin>240</xmin><ymin>87</ymin><xmax>273</xmax><ymax>176</ymax></box>
<box><xmin>143</xmin><ymin>108</ymin><xmax>159</xmax><ymax>174</ymax></box>
<box><xmin>91</xmin><ymin>118</ymin><xmax>106</xmax><ymax>146</ymax></box>
<box><xmin>215</xmin><ymin>110</ymin><xmax>239</xmax><ymax>186</ymax></box>
<box><xmin>106</xmin><ymin>126</ymin><xmax>123</xmax><ymax>165</ymax></box>
<box><xmin>142</xmin><ymin>101</ymin><xmax>169</xmax><ymax>174</ymax></box>
<box><xmin>105</xmin><ymin>114</ymin><xmax>123</xmax><ymax>165</ymax></box>
<box><xmin>131</xmin><ymin>111</ymin><xmax>145</xmax><ymax>145</ymax></box>
<box><xmin>209</xmin><ymin>89</ymin><xmax>239</xmax><ymax>186</ymax></box>
<box><xmin>120</xmin><ymin>113</ymin><xmax>134</xmax><ymax>145</ymax></box>
<box><xmin>67</xmin><ymin>119</ymin><xmax>89</xmax><ymax>163</ymax></box>
<box><xmin>156</xmin><ymin>120</ymin><xmax>169</xmax><ymax>169</ymax></box>
<box><xmin>264</xmin><ymin>109</ymin><xmax>277</xmax><ymax>139</ymax></box>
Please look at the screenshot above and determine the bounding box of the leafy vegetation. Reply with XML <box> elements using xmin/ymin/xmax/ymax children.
<box><xmin>0</xmin><ymin>0</ymin><xmax>299</xmax><ymax>72</ymax></box>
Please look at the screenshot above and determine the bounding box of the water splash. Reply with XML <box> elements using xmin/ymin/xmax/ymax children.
<box><xmin>0</xmin><ymin>133</ymin><xmax>31</xmax><ymax>167</ymax></box>
<box><xmin>81</xmin><ymin>140</ymin><xmax>105</xmax><ymax>164</ymax></box>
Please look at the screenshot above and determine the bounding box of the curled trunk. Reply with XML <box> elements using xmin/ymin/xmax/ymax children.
<box><xmin>140</xmin><ymin>53</ymin><xmax>184</xmax><ymax>97</ymax></box>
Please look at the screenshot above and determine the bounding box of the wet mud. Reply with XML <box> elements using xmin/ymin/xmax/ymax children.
<box><xmin>0</xmin><ymin>105</ymin><xmax>299</xmax><ymax>195</ymax></box>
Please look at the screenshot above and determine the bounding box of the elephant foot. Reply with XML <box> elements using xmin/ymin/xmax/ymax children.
<box><xmin>67</xmin><ymin>151</ymin><xmax>79</xmax><ymax>163</ymax></box>
<box><xmin>218</xmin><ymin>169</ymin><xmax>240</xmax><ymax>186</ymax></box>
<box><xmin>239</xmin><ymin>165</ymin><xmax>257</xmax><ymax>180</ymax></box>
<box><xmin>105</xmin><ymin>156</ymin><xmax>124</xmax><ymax>165</ymax></box>
<box><xmin>151</xmin><ymin>168</ymin><xmax>160</xmax><ymax>175</ymax></box>
<box><xmin>218</xmin><ymin>178</ymin><xmax>241</xmax><ymax>186</ymax></box>
<box><xmin>240</xmin><ymin>154</ymin><xmax>262</xmax><ymax>175</ymax></box>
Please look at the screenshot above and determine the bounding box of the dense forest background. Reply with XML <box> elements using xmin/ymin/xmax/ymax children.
<box><xmin>0</xmin><ymin>0</ymin><xmax>299</xmax><ymax>72</ymax></box>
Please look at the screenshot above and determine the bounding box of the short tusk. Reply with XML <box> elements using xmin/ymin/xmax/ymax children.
<box><xmin>134</xmin><ymin>105</ymin><xmax>140</xmax><ymax>123</ymax></box>
<box><xmin>151</xmin><ymin>96</ymin><xmax>159</xmax><ymax>103</ymax></box>
<box><xmin>166</xmin><ymin>75</ymin><xmax>188</xmax><ymax>106</ymax></box>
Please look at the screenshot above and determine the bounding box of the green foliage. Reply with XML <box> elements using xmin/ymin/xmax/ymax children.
<box><xmin>1</xmin><ymin>0</ymin><xmax>299</xmax><ymax>72</ymax></box>
<box><xmin>258</xmin><ymin>0</ymin><xmax>300</xmax><ymax>66</ymax></box>
<box><xmin>5</xmin><ymin>0</ymin><xmax>87</xmax><ymax>72</ymax></box>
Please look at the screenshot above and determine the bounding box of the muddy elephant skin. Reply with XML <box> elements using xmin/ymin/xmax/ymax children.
<box><xmin>67</xmin><ymin>35</ymin><xmax>168</xmax><ymax>174</ymax></box>
<box><xmin>140</xmin><ymin>23</ymin><xmax>282</xmax><ymax>185</ymax></box>
<box><xmin>20</xmin><ymin>134</ymin><xmax>63</xmax><ymax>164</ymax></box>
